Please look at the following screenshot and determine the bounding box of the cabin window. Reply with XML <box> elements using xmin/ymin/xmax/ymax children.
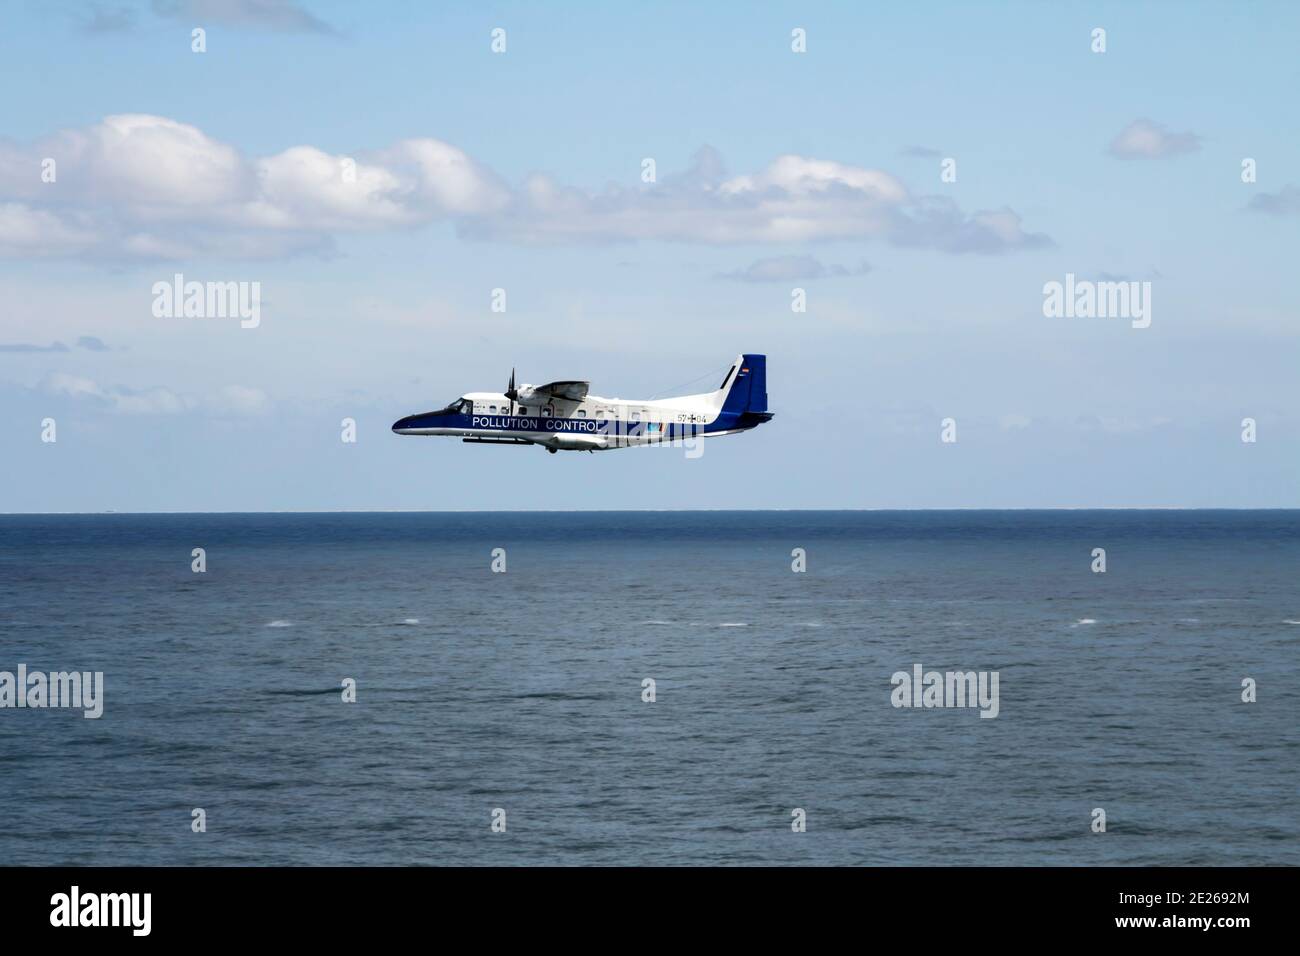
<box><xmin>518</xmin><ymin>406</ymin><xmax>527</xmax><ymax>415</ymax></box>
<box><xmin>596</xmin><ymin>410</ymin><xmax>605</xmax><ymax>419</ymax></box>
<box><xmin>576</xmin><ymin>409</ymin><xmax>586</xmax><ymax>418</ymax></box>
<box><xmin>489</xmin><ymin>405</ymin><xmax>497</xmax><ymax>413</ymax></box>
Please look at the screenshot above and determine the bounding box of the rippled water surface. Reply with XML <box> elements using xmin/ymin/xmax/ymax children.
<box><xmin>1</xmin><ymin>511</ymin><xmax>1296</xmax><ymax>865</ymax></box>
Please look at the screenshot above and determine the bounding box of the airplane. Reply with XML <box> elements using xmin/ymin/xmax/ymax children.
<box><xmin>392</xmin><ymin>353</ymin><xmax>772</xmax><ymax>453</ymax></box>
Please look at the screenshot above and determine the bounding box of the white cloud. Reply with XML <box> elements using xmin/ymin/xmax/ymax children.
<box><xmin>41</xmin><ymin>373</ymin><xmax>266</xmax><ymax>415</ymax></box>
<box><xmin>1247</xmin><ymin>185</ymin><xmax>1300</xmax><ymax>216</ymax></box>
<box><xmin>718</xmin><ymin>155</ymin><xmax>908</xmax><ymax>203</ymax></box>
<box><xmin>0</xmin><ymin>203</ymin><xmax>98</xmax><ymax>255</ymax></box>
<box><xmin>718</xmin><ymin>255</ymin><xmax>871</xmax><ymax>282</ymax></box>
<box><xmin>0</xmin><ymin>336</ymin><xmax>108</xmax><ymax>353</ymax></box>
<box><xmin>375</xmin><ymin>139</ymin><xmax>512</xmax><ymax>217</ymax></box>
<box><xmin>215</xmin><ymin>384</ymin><xmax>269</xmax><ymax>414</ymax></box>
<box><xmin>466</xmin><ymin>148</ymin><xmax>1050</xmax><ymax>252</ymax></box>
<box><xmin>151</xmin><ymin>0</ymin><xmax>336</xmax><ymax>34</ymax></box>
<box><xmin>1</xmin><ymin>115</ymin><xmax>508</xmax><ymax>259</ymax></box>
<box><xmin>111</xmin><ymin>385</ymin><xmax>196</xmax><ymax>415</ymax></box>
<box><xmin>45</xmin><ymin>373</ymin><xmax>105</xmax><ymax>399</ymax></box>
<box><xmin>85</xmin><ymin>114</ymin><xmax>252</xmax><ymax>206</ymax></box>
<box><xmin>0</xmin><ymin>117</ymin><xmax>1049</xmax><ymax>259</ymax></box>
<box><xmin>44</xmin><ymin>373</ymin><xmax>195</xmax><ymax>414</ymax></box>
<box><xmin>0</xmin><ymin>115</ymin><xmax>251</xmax><ymax>208</ymax></box>
<box><xmin>1108</xmin><ymin>119</ymin><xmax>1201</xmax><ymax>160</ymax></box>
<box><xmin>241</xmin><ymin>146</ymin><xmax>411</xmax><ymax>230</ymax></box>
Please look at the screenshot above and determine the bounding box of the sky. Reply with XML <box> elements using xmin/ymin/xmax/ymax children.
<box><xmin>1</xmin><ymin>0</ymin><xmax>1297</xmax><ymax>511</ymax></box>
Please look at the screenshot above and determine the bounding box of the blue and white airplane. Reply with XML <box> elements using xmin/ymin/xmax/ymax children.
<box><xmin>392</xmin><ymin>353</ymin><xmax>772</xmax><ymax>453</ymax></box>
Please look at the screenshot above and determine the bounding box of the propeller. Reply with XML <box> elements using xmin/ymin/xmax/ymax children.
<box><xmin>505</xmin><ymin>367</ymin><xmax>517</xmax><ymax>416</ymax></box>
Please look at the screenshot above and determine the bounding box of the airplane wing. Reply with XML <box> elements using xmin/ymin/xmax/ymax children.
<box><xmin>532</xmin><ymin>380</ymin><xmax>590</xmax><ymax>402</ymax></box>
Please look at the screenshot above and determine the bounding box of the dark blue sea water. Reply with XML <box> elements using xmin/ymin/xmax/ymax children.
<box><xmin>0</xmin><ymin>511</ymin><xmax>1296</xmax><ymax>866</ymax></box>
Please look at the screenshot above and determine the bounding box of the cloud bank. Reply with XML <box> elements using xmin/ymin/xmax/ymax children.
<box><xmin>0</xmin><ymin>115</ymin><xmax>1052</xmax><ymax>260</ymax></box>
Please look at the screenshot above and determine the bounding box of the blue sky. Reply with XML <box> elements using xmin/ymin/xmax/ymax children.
<box><xmin>1</xmin><ymin>0</ymin><xmax>1297</xmax><ymax>510</ymax></box>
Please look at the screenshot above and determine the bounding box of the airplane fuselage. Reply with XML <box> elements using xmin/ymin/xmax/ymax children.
<box><xmin>392</xmin><ymin>353</ymin><xmax>772</xmax><ymax>452</ymax></box>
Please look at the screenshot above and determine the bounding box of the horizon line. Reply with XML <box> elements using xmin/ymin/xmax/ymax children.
<box><xmin>4</xmin><ymin>507</ymin><xmax>1300</xmax><ymax>516</ymax></box>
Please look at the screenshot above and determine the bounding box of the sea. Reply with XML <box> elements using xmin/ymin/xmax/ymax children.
<box><xmin>0</xmin><ymin>511</ymin><xmax>1296</xmax><ymax>866</ymax></box>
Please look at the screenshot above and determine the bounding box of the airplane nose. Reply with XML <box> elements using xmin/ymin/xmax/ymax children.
<box><xmin>392</xmin><ymin>415</ymin><xmax>416</xmax><ymax>433</ymax></box>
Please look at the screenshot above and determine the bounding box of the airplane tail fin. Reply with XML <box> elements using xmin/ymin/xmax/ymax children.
<box><xmin>719</xmin><ymin>354</ymin><xmax>768</xmax><ymax>414</ymax></box>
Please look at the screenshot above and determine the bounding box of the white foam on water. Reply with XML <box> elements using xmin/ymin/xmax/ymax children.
<box><xmin>717</xmin><ymin>622</ymin><xmax>749</xmax><ymax>627</ymax></box>
<box><xmin>401</xmin><ymin>618</ymin><xmax>420</xmax><ymax>625</ymax></box>
<box><xmin>266</xmin><ymin>620</ymin><xmax>292</xmax><ymax>628</ymax></box>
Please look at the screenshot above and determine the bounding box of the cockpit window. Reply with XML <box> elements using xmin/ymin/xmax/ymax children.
<box><xmin>433</xmin><ymin>398</ymin><xmax>471</xmax><ymax>416</ymax></box>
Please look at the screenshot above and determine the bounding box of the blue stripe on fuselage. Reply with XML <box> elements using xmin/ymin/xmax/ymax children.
<box><xmin>392</xmin><ymin>411</ymin><xmax>758</xmax><ymax>438</ymax></box>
